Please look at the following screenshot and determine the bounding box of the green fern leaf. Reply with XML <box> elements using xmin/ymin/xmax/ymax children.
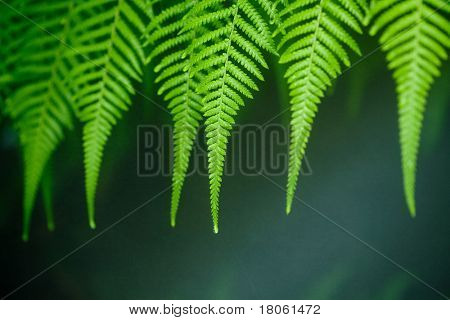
<box><xmin>69</xmin><ymin>0</ymin><xmax>148</xmax><ymax>228</ymax></box>
<box><xmin>184</xmin><ymin>0</ymin><xmax>276</xmax><ymax>233</ymax></box>
<box><xmin>6</xmin><ymin>1</ymin><xmax>75</xmax><ymax>241</ymax></box>
<box><xmin>369</xmin><ymin>0</ymin><xmax>449</xmax><ymax>216</ymax></box>
<box><xmin>276</xmin><ymin>0</ymin><xmax>367</xmax><ymax>214</ymax></box>
<box><xmin>145</xmin><ymin>1</ymin><xmax>204</xmax><ymax>227</ymax></box>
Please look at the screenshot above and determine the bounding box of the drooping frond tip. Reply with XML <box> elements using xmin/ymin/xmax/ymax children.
<box><xmin>276</xmin><ymin>0</ymin><xmax>367</xmax><ymax>214</ymax></box>
<box><xmin>145</xmin><ymin>1</ymin><xmax>203</xmax><ymax>228</ymax></box>
<box><xmin>183</xmin><ymin>0</ymin><xmax>276</xmax><ymax>232</ymax></box>
<box><xmin>4</xmin><ymin>1</ymin><xmax>75</xmax><ymax>241</ymax></box>
<box><xmin>369</xmin><ymin>0</ymin><xmax>449</xmax><ymax>216</ymax></box>
<box><xmin>70</xmin><ymin>0</ymin><xmax>148</xmax><ymax>228</ymax></box>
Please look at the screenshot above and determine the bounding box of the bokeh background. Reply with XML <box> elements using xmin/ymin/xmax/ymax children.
<box><xmin>1</xmin><ymin>36</ymin><xmax>449</xmax><ymax>299</ymax></box>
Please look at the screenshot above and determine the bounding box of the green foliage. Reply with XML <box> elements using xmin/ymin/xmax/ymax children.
<box><xmin>369</xmin><ymin>0</ymin><xmax>449</xmax><ymax>216</ymax></box>
<box><xmin>183</xmin><ymin>0</ymin><xmax>276</xmax><ymax>232</ymax></box>
<box><xmin>275</xmin><ymin>0</ymin><xmax>367</xmax><ymax>214</ymax></box>
<box><xmin>145</xmin><ymin>1</ymin><xmax>203</xmax><ymax>227</ymax></box>
<box><xmin>69</xmin><ymin>0</ymin><xmax>148</xmax><ymax>227</ymax></box>
<box><xmin>0</xmin><ymin>0</ymin><xmax>30</xmax><ymax>92</ymax></box>
<box><xmin>0</xmin><ymin>0</ymin><xmax>448</xmax><ymax>238</ymax></box>
<box><xmin>5</xmin><ymin>0</ymin><xmax>75</xmax><ymax>241</ymax></box>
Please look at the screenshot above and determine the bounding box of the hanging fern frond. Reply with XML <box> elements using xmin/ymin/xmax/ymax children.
<box><xmin>69</xmin><ymin>0</ymin><xmax>148</xmax><ymax>228</ymax></box>
<box><xmin>5</xmin><ymin>1</ymin><xmax>75</xmax><ymax>241</ymax></box>
<box><xmin>275</xmin><ymin>0</ymin><xmax>367</xmax><ymax>214</ymax></box>
<box><xmin>145</xmin><ymin>1</ymin><xmax>205</xmax><ymax>227</ymax></box>
<box><xmin>183</xmin><ymin>0</ymin><xmax>276</xmax><ymax>233</ymax></box>
<box><xmin>369</xmin><ymin>0</ymin><xmax>449</xmax><ymax>216</ymax></box>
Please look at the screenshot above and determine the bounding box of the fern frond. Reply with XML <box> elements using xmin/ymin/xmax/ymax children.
<box><xmin>184</xmin><ymin>0</ymin><xmax>276</xmax><ymax>233</ymax></box>
<box><xmin>69</xmin><ymin>0</ymin><xmax>148</xmax><ymax>228</ymax></box>
<box><xmin>145</xmin><ymin>1</ymin><xmax>204</xmax><ymax>227</ymax></box>
<box><xmin>369</xmin><ymin>0</ymin><xmax>449</xmax><ymax>216</ymax></box>
<box><xmin>276</xmin><ymin>0</ymin><xmax>367</xmax><ymax>214</ymax></box>
<box><xmin>6</xmin><ymin>0</ymin><xmax>75</xmax><ymax>241</ymax></box>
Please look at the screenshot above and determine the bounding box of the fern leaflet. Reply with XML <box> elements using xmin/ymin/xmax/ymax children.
<box><xmin>184</xmin><ymin>0</ymin><xmax>276</xmax><ymax>232</ymax></box>
<box><xmin>369</xmin><ymin>0</ymin><xmax>449</xmax><ymax>216</ymax></box>
<box><xmin>69</xmin><ymin>0</ymin><xmax>148</xmax><ymax>227</ymax></box>
<box><xmin>145</xmin><ymin>1</ymin><xmax>205</xmax><ymax>227</ymax></box>
<box><xmin>276</xmin><ymin>0</ymin><xmax>367</xmax><ymax>214</ymax></box>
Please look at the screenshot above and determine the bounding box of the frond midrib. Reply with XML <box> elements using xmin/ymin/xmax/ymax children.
<box><xmin>396</xmin><ymin>0</ymin><xmax>424</xmax><ymax>215</ymax></box>
<box><xmin>207</xmin><ymin>3</ymin><xmax>240</xmax><ymax>234</ymax></box>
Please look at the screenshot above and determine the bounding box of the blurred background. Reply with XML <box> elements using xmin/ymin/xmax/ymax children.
<box><xmin>0</xmin><ymin>37</ymin><xmax>449</xmax><ymax>300</ymax></box>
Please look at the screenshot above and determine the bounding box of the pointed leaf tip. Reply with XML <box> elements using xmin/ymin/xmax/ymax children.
<box><xmin>286</xmin><ymin>198</ymin><xmax>293</xmax><ymax>215</ymax></box>
<box><xmin>407</xmin><ymin>200</ymin><xmax>416</xmax><ymax>218</ymax></box>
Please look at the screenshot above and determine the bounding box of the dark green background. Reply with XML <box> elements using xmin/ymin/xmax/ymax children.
<box><xmin>1</xmin><ymin>39</ymin><xmax>449</xmax><ymax>299</ymax></box>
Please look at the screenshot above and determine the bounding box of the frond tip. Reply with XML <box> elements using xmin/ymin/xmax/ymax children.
<box><xmin>370</xmin><ymin>0</ymin><xmax>450</xmax><ymax>216</ymax></box>
<box><xmin>145</xmin><ymin>1</ymin><xmax>202</xmax><ymax>228</ymax></box>
<box><xmin>184</xmin><ymin>0</ymin><xmax>276</xmax><ymax>232</ymax></box>
<box><xmin>5</xmin><ymin>1</ymin><xmax>75</xmax><ymax>241</ymax></box>
<box><xmin>277</xmin><ymin>0</ymin><xmax>367</xmax><ymax>214</ymax></box>
<box><xmin>70</xmin><ymin>0</ymin><xmax>148</xmax><ymax>227</ymax></box>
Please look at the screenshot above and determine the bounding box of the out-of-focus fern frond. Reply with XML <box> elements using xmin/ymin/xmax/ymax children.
<box><xmin>69</xmin><ymin>0</ymin><xmax>148</xmax><ymax>228</ymax></box>
<box><xmin>276</xmin><ymin>0</ymin><xmax>367</xmax><ymax>214</ymax></box>
<box><xmin>5</xmin><ymin>0</ymin><xmax>75</xmax><ymax>241</ymax></box>
<box><xmin>369</xmin><ymin>0</ymin><xmax>449</xmax><ymax>216</ymax></box>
